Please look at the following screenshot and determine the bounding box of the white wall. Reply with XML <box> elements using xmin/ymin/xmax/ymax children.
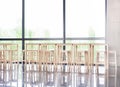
<box><xmin>106</xmin><ymin>0</ymin><xmax>120</xmax><ymax>66</ymax></box>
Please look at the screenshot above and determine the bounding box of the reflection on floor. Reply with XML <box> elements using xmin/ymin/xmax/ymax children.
<box><xmin>0</xmin><ymin>64</ymin><xmax>118</xmax><ymax>87</ymax></box>
<box><xmin>0</xmin><ymin>63</ymin><xmax>19</xmax><ymax>87</ymax></box>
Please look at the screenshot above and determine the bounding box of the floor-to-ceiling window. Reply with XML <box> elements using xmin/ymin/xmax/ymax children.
<box><xmin>0</xmin><ymin>0</ymin><xmax>106</xmax><ymax>86</ymax></box>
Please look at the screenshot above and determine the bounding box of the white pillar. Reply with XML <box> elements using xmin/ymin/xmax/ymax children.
<box><xmin>106</xmin><ymin>0</ymin><xmax>120</xmax><ymax>66</ymax></box>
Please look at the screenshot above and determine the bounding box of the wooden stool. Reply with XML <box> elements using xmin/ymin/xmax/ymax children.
<box><xmin>57</xmin><ymin>44</ymin><xmax>74</xmax><ymax>72</ymax></box>
<box><xmin>95</xmin><ymin>51</ymin><xmax>107</xmax><ymax>74</ymax></box>
<box><xmin>74</xmin><ymin>44</ymin><xmax>90</xmax><ymax>73</ymax></box>
<box><xmin>91</xmin><ymin>43</ymin><xmax>108</xmax><ymax>74</ymax></box>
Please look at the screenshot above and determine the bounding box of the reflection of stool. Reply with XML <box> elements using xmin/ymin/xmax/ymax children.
<box><xmin>0</xmin><ymin>70</ymin><xmax>12</xmax><ymax>86</ymax></box>
<box><xmin>24</xmin><ymin>50</ymin><xmax>39</xmax><ymax>86</ymax></box>
<box><xmin>30</xmin><ymin>72</ymin><xmax>40</xmax><ymax>86</ymax></box>
<box><xmin>11</xmin><ymin>63</ymin><xmax>18</xmax><ymax>85</ymax></box>
<box><xmin>24</xmin><ymin>69</ymin><xmax>40</xmax><ymax>86</ymax></box>
<box><xmin>76</xmin><ymin>74</ymin><xmax>89</xmax><ymax>87</ymax></box>
<box><xmin>60</xmin><ymin>73</ymin><xmax>72</xmax><ymax>87</ymax></box>
<box><xmin>96</xmin><ymin>74</ymin><xmax>106</xmax><ymax>87</ymax></box>
<box><xmin>44</xmin><ymin>72</ymin><xmax>55</xmax><ymax>87</ymax></box>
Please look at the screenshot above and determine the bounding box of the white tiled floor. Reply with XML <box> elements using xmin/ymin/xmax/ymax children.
<box><xmin>0</xmin><ymin>64</ymin><xmax>118</xmax><ymax>87</ymax></box>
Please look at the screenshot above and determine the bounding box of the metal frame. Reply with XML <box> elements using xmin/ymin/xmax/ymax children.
<box><xmin>105</xmin><ymin>0</ymin><xmax>107</xmax><ymax>42</ymax></box>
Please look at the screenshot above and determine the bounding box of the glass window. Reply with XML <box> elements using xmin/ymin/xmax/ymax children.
<box><xmin>66</xmin><ymin>0</ymin><xmax>105</xmax><ymax>38</ymax></box>
<box><xmin>25</xmin><ymin>0</ymin><xmax>63</xmax><ymax>38</ymax></box>
<box><xmin>0</xmin><ymin>0</ymin><xmax>22</xmax><ymax>38</ymax></box>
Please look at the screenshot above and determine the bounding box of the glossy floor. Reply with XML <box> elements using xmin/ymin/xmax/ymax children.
<box><xmin>0</xmin><ymin>64</ymin><xmax>118</xmax><ymax>87</ymax></box>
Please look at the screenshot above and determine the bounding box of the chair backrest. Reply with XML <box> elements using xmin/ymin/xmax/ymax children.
<box><xmin>57</xmin><ymin>44</ymin><xmax>74</xmax><ymax>64</ymax></box>
<box><xmin>0</xmin><ymin>43</ymin><xmax>18</xmax><ymax>63</ymax></box>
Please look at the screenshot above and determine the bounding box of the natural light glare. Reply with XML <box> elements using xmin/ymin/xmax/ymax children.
<box><xmin>0</xmin><ymin>0</ymin><xmax>105</xmax><ymax>39</ymax></box>
<box><xmin>25</xmin><ymin>0</ymin><xmax>63</xmax><ymax>38</ymax></box>
<box><xmin>66</xmin><ymin>0</ymin><xmax>105</xmax><ymax>37</ymax></box>
<box><xmin>0</xmin><ymin>0</ymin><xmax>22</xmax><ymax>38</ymax></box>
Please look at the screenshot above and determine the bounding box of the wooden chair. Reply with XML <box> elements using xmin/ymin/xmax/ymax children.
<box><xmin>39</xmin><ymin>43</ymin><xmax>57</xmax><ymax>72</ymax></box>
<box><xmin>91</xmin><ymin>44</ymin><xmax>108</xmax><ymax>74</ymax></box>
<box><xmin>74</xmin><ymin>44</ymin><xmax>90</xmax><ymax>73</ymax></box>
<box><xmin>57</xmin><ymin>44</ymin><xmax>74</xmax><ymax>72</ymax></box>
<box><xmin>75</xmin><ymin>50</ymin><xmax>89</xmax><ymax>73</ymax></box>
<box><xmin>45</xmin><ymin>50</ymin><xmax>56</xmax><ymax>72</ymax></box>
<box><xmin>43</xmin><ymin>44</ymin><xmax>59</xmax><ymax>72</ymax></box>
<box><xmin>95</xmin><ymin>51</ymin><xmax>107</xmax><ymax>74</ymax></box>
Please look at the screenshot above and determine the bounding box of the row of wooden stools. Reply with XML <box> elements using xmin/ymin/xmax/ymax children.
<box><xmin>23</xmin><ymin>43</ymin><xmax>113</xmax><ymax>74</ymax></box>
<box><xmin>0</xmin><ymin>43</ymin><xmax>117</xmax><ymax>74</ymax></box>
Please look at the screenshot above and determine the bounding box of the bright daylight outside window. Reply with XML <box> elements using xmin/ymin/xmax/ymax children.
<box><xmin>25</xmin><ymin>0</ymin><xmax>63</xmax><ymax>38</ymax></box>
<box><xmin>66</xmin><ymin>0</ymin><xmax>105</xmax><ymax>39</ymax></box>
<box><xmin>0</xmin><ymin>0</ymin><xmax>22</xmax><ymax>38</ymax></box>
